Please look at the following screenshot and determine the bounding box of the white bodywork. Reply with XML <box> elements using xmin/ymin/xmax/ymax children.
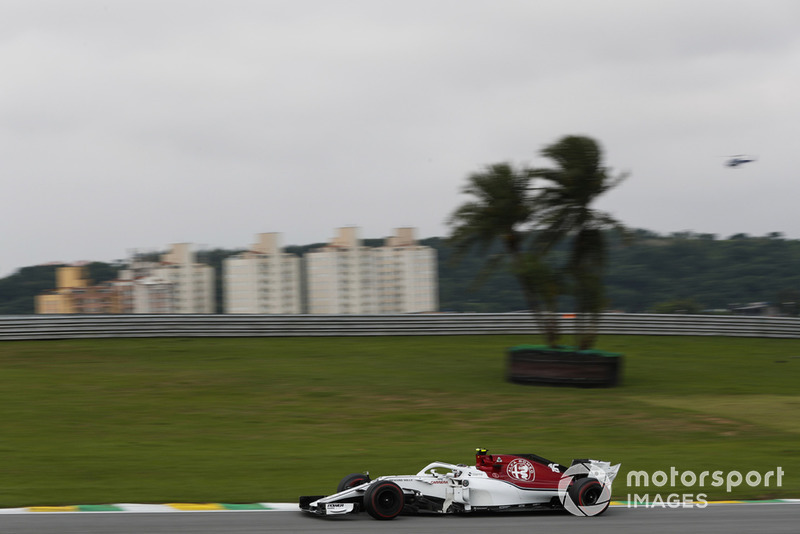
<box><xmin>308</xmin><ymin>461</ymin><xmax>566</xmax><ymax>515</ymax></box>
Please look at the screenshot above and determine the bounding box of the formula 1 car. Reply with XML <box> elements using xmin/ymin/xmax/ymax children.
<box><xmin>300</xmin><ymin>448</ymin><xmax>619</xmax><ymax>520</ymax></box>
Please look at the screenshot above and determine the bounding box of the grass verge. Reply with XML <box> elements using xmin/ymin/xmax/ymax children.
<box><xmin>0</xmin><ymin>335</ymin><xmax>798</xmax><ymax>506</ymax></box>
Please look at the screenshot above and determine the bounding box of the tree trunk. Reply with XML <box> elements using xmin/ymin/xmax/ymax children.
<box><xmin>511</xmin><ymin>252</ymin><xmax>559</xmax><ymax>347</ymax></box>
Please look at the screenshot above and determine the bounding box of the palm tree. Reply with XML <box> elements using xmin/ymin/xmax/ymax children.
<box><xmin>448</xmin><ymin>162</ymin><xmax>560</xmax><ymax>346</ymax></box>
<box><xmin>530</xmin><ymin>135</ymin><xmax>627</xmax><ymax>349</ymax></box>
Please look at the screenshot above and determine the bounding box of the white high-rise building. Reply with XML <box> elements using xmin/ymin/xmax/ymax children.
<box><xmin>224</xmin><ymin>233</ymin><xmax>302</xmax><ymax>314</ymax></box>
<box><xmin>153</xmin><ymin>243</ymin><xmax>215</xmax><ymax>313</ymax></box>
<box><xmin>306</xmin><ymin>227</ymin><xmax>378</xmax><ymax>314</ymax></box>
<box><xmin>131</xmin><ymin>276</ymin><xmax>175</xmax><ymax>314</ymax></box>
<box><xmin>118</xmin><ymin>265</ymin><xmax>175</xmax><ymax>314</ymax></box>
<box><xmin>375</xmin><ymin>228</ymin><xmax>438</xmax><ymax>313</ymax></box>
<box><xmin>306</xmin><ymin>227</ymin><xmax>438</xmax><ymax>314</ymax></box>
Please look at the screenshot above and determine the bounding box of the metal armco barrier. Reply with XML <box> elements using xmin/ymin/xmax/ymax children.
<box><xmin>0</xmin><ymin>313</ymin><xmax>798</xmax><ymax>340</ymax></box>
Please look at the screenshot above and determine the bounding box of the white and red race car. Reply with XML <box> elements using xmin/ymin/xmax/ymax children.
<box><xmin>300</xmin><ymin>448</ymin><xmax>619</xmax><ymax>520</ymax></box>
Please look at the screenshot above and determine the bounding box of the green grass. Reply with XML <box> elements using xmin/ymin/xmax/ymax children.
<box><xmin>0</xmin><ymin>335</ymin><xmax>798</xmax><ymax>507</ymax></box>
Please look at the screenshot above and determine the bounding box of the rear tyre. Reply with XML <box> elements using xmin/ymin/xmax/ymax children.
<box><xmin>363</xmin><ymin>481</ymin><xmax>404</xmax><ymax>520</ymax></box>
<box><xmin>568</xmin><ymin>477</ymin><xmax>610</xmax><ymax>515</ymax></box>
<box><xmin>336</xmin><ymin>473</ymin><xmax>371</xmax><ymax>493</ymax></box>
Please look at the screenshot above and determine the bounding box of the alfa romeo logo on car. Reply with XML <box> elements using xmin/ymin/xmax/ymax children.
<box><xmin>507</xmin><ymin>458</ymin><xmax>535</xmax><ymax>482</ymax></box>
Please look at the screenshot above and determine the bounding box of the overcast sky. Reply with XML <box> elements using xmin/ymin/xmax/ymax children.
<box><xmin>2</xmin><ymin>0</ymin><xmax>799</xmax><ymax>276</ymax></box>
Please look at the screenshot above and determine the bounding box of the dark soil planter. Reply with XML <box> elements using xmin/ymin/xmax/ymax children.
<box><xmin>507</xmin><ymin>345</ymin><xmax>623</xmax><ymax>388</ymax></box>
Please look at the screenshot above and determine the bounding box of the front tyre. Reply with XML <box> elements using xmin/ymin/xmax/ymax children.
<box><xmin>336</xmin><ymin>473</ymin><xmax>371</xmax><ymax>493</ymax></box>
<box><xmin>363</xmin><ymin>481</ymin><xmax>404</xmax><ymax>520</ymax></box>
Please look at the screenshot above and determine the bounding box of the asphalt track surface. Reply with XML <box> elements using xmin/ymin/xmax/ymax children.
<box><xmin>1</xmin><ymin>504</ymin><xmax>798</xmax><ymax>534</ymax></box>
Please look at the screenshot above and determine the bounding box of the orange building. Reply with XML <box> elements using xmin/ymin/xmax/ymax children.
<box><xmin>35</xmin><ymin>266</ymin><xmax>134</xmax><ymax>314</ymax></box>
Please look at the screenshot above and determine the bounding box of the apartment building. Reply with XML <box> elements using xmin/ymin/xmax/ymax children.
<box><xmin>35</xmin><ymin>265</ymin><xmax>134</xmax><ymax>314</ymax></box>
<box><xmin>375</xmin><ymin>228</ymin><xmax>438</xmax><ymax>313</ymax></box>
<box><xmin>223</xmin><ymin>233</ymin><xmax>302</xmax><ymax>314</ymax></box>
<box><xmin>306</xmin><ymin>227</ymin><xmax>438</xmax><ymax>314</ymax></box>
<box><xmin>131</xmin><ymin>276</ymin><xmax>175</xmax><ymax>314</ymax></box>
<box><xmin>118</xmin><ymin>261</ymin><xmax>176</xmax><ymax>314</ymax></box>
<box><xmin>36</xmin><ymin>266</ymin><xmax>87</xmax><ymax>313</ymax></box>
<box><xmin>151</xmin><ymin>243</ymin><xmax>215</xmax><ymax>314</ymax></box>
<box><xmin>306</xmin><ymin>227</ymin><xmax>379</xmax><ymax>314</ymax></box>
<box><xmin>35</xmin><ymin>231</ymin><xmax>436</xmax><ymax>315</ymax></box>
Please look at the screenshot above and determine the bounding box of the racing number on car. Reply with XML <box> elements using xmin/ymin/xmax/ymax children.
<box><xmin>506</xmin><ymin>458</ymin><xmax>535</xmax><ymax>482</ymax></box>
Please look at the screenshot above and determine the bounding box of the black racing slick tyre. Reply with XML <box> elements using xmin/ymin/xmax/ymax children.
<box><xmin>336</xmin><ymin>473</ymin><xmax>371</xmax><ymax>493</ymax></box>
<box><xmin>569</xmin><ymin>477</ymin><xmax>610</xmax><ymax>515</ymax></box>
<box><xmin>363</xmin><ymin>481</ymin><xmax>404</xmax><ymax>520</ymax></box>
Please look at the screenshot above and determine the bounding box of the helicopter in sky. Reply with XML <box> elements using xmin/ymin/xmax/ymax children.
<box><xmin>725</xmin><ymin>155</ymin><xmax>757</xmax><ymax>168</ymax></box>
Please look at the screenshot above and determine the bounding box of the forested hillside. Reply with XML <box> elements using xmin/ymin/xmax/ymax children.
<box><xmin>430</xmin><ymin>230</ymin><xmax>800</xmax><ymax>314</ymax></box>
<box><xmin>603</xmin><ymin>231</ymin><xmax>800</xmax><ymax>314</ymax></box>
<box><xmin>1</xmin><ymin>230</ymin><xmax>798</xmax><ymax>315</ymax></box>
